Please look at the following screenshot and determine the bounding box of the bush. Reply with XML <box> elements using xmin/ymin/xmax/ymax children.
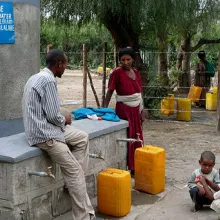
<box><xmin>40</xmin><ymin>21</ymin><xmax>114</xmax><ymax>69</ymax></box>
<box><xmin>143</xmin><ymin>73</ymin><xmax>169</xmax><ymax>118</ymax></box>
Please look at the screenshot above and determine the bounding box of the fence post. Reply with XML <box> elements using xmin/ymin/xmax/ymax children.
<box><xmin>101</xmin><ymin>42</ymin><xmax>107</xmax><ymax>107</ymax></box>
<box><xmin>114</xmin><ymin>44</ymin><xmax>118</xmax><ymax>68</ymax></box>
<box><xmin>82</xmin><ymin>44</ymin><xmax>87</xmax><ymax>108</ymax></box>
<box><xmin>217</xmin><ymin>52</ymin><xmax>220</xmax><ymax>131</ymax></box>
<box><xmin>87</xmin><ymin>67</ymin><xmax>101</xmax><ymax>108</ymax></box>
<box><xmin>47</xmin><ymin>44</ymin><xmax>53</xmax><ymax>52</ymax></box>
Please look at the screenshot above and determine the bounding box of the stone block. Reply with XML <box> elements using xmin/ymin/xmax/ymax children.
<box><xmin>89</xmin><ymin>135</ymin><xmax>107</xmax><ymax>160</ymax></box>
<box><xmin>28</xmin><ymin>156</ymin><xmax>55</xmax><ymax>191</ymax></box>
<box><xmin>118</xmin><ymin>159</ymin><xmax>127</xmax><ymax>170</ymax></box>
<box><xmin>0</xmin><ymin>164</ymin><xmax>12</xmax><ymax>201</ymax></box>
<box><xmin>86</xmin><ymin>174</ymin><xmax>96</xmax><ymax>198</ymax></box>
<box><xmin>107</xmin><ymin>132</ymin><xmax>117</xmax><ymax>158</ymax></box>
<box><xmin>53</xmin><ymin>187</ymin><xmax>71</xmax><ymax>217</ymax></box>
<box><xmin>86</xmin><ymin>159</ymin><xmax>105</xmax><ymax>176</ymax></box>
<box><xmin>13</xmin><ymin>164</ymin><xmax>28</xmax><ymax>194</ymax></box>
<box><xmin>31</xmin><ymin>192</ymin><xmax>53</xmax><ymax>220</ymax></box>
<box><xmin>17</xmin><ymin>203</ymin><xmax>30</xmax><ymax>220</ymax></box>
<box><xmin>0</xmin><ymin>208</ymin><xmax>16</xmax><ymax>220</ymax></box>
<box><xmin>0</xmin><ymin>203</ymin><xmax>30</xmax><ymax>220</ymax></box>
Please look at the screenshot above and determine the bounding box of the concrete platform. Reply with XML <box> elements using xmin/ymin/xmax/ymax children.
<box><xmin>0</xmin><ymin>119</ymin><xmax>129</xmax><ymax>220</ymax></box>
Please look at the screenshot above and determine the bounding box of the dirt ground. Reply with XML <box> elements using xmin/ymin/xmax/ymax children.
<box><xmin>57</xmin><ymin>70</ymin><xmax>116</xmax><ymax>115</ymax></box>
<box><xmin>56</xmin><ymin>70</ymin><xmax>220</xmax><ymax>219</ymax></box>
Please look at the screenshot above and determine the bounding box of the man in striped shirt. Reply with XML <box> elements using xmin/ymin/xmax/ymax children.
<box><xmin>22</xmin><ymin>49</ymin><xmax>95</xmax><ymax>220</ymax></box>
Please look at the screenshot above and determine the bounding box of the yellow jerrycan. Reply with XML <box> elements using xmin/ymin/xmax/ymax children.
<box><xmin>188</xmin><ymin>85</ymin><xmax>202</xmax><ymax>103</ymax></box>
<box><xmin>97</xmin><ymin>168</ymin><xmax>131</xmax><ymax>217</ymax></box>
<box><xmin>135</xmin><ymin>145</ymin><xmax>165</xmax><ymax>195</ymax></box>
<box><xmin>161</xmin><ymin>94</ymin><xmax>175</xmax><ymax>115</ymax></box>
<box><xmin>206</xmin><ymin>92</ymin><xmax>217</xmax><ymax>110</ymax></box>
<box><xmin>177</xmin><ymin>98</ymin><xmax>191</xmax><ymax>121</ymax></box>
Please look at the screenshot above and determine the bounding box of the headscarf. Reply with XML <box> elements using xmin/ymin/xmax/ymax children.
<box><xmin>119</xmin><ymin>47</ymin><xmax>135</xmax><ymax>60</ymax></box>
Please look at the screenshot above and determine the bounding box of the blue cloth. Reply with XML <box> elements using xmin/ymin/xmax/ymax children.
<box><xmin>72</xmin><ymin>107</ymin><xmax>120</xmax><ymax>122</ymax></box>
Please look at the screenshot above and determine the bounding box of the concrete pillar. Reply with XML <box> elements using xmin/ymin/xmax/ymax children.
<box><xmin>0</xmin><ymin>0</ymin><xmax>40</xmax><ymax>137</ymax></box>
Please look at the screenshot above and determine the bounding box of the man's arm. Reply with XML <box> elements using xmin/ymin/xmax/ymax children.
<box><xmin>41</xmin><ymin>82</ymin><xmax>65</xmax><ymax>130</ymax></box>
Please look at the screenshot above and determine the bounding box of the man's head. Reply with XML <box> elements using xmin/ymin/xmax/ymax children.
<box><xmin>198</xmin><ymin>50</ymin><xmax>206</xmax><ymax>62</ymax></box>
<box><xmin>199</xmin><ymin>151</ymin><xmax>215</xmax><ymax>174</ymax></box>
<box><xmin>46</xmin><ymin>49</ymin><xmax>67</xmax><ymax>78</ymax></box>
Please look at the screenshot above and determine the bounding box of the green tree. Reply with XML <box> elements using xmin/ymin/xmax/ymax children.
<box><xmin>173</xmin><ymin>0</ymin><xmax>220</xmax><ymax>90</ymax></box>
<box><xmin>41</xmin><ymin>0</ymin><xmax>220</xmax><ymax>89</ymax></box>
<box><xmin>142</xmin><ymin>0</ymin><xmax>173</xmax><ymax>85</ymax></box>
<box><xmin>41</xmin><ymin>0</ymin><xmax>148</xmax><ymax>81</ymax></box>
<box><xmin>40</xmin><ymin>21</ymin><xmax>114</xmax><ymax>68</ymax></box>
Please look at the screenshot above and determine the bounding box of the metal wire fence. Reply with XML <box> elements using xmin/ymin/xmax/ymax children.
<box><xmin>143</xmin><ymin>84</ymin><xmax>218</xmax><ymax>126</ymax></box>
<box><xmin>40</xmin><ymin>50</ymin><xmax>219</xmax><ymax>126</ymax></box>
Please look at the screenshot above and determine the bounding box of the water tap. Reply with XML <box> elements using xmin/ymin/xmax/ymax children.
<box><xmin>28</xmin><ymin>166</ymin><xmax>55</xmax><ymax>179</ymax></box>
<box><xmin>47</xmin><ymin>166</ymin><xmax>55</xmax><ymax>179</ymax></box>
<box><xmin>136</xmin><ymin>133</ymin><xmax>140</xmax><ymax>141</ymax></box>
<box><xmin>136</xmin><ymin>133</ymin><xmax>143</xmax><ymax>147</ymax></box>
<box><xmin>89</xmin><ymin>151</ymin><xmax>105</xmax><ymax>160</ymax></box>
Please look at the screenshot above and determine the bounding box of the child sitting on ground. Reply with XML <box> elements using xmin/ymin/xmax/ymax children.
<box><xmin>188</xmin><ymin>151</ymin><xmax>220</xmax><ymax>212</ymax></box>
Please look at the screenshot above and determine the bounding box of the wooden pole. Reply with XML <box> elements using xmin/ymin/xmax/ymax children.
<box><xmin>87</xmin><ymin>67</ymin><xmax>100</xmax><ymax>108</ymax></box>
<box><xmin>101</xmin><ymin>42</ymin><xmax>107</xmax><ymax>107</ymax></box>
<box><xmin>47</xmin><ymin>44</ymin><xmax>53</xmax><ymax>52</ymax></box>
<box><xmin>82</xmin><ymin>44</ymin><xmax>87</xmax><ymax>108</ymax></box>
<box><xmin>114</xmin><ymin>44</ymin><xmax>118</xmax><ymax>68</ymax></box>
<box><xmin>217</xmin><ymin>52</ymin><xmax>220</xmax><ymax>131</ymax></box>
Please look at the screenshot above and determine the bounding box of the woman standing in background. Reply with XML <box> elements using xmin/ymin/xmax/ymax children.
<box><xmin>195</xmin><ymin>51</ymin><xmax>215</xmax><ymax>106</ymax></box>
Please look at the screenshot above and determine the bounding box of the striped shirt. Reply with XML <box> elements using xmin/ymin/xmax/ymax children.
<box><xmin>22</xmin><ymin>68</ymin><xmax>65</xmax><ymax>146</ymax></box>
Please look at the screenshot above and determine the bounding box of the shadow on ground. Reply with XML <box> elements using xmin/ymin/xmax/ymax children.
<box><xmin>95</xmin><ymin>190</ymin><xmax>160</xmax><ymax>219</ymax></box>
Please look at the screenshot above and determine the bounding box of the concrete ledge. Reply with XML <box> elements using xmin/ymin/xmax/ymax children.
<box><xmin>0</xmin><ymin>133</ymin><xmax>43</xmax><ymax>163</ymax></box>
<box><xmin>71</xmin><ymin>118</ymin><xmax>129</xmax><ymax>139</ymax></box>
<box><xmin>0</xmin><ymin>119</ymin><xmax>128</xmax><ymax>163</ymax></box>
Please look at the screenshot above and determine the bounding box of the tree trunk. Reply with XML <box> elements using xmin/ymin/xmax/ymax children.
<box><xmin>217</xmin><ymin>53</ymin><xmax>220</xmax><ymax>131</ymax></box>
<box><xmin>102</xmin><ymin>14</ymin><xmax>148</xmax><ymax>84</ymax></box>
<box><xmin>157</xmin><ymin>34</ymin><xmax>169</xmax><ymax>86</ymax></box>
<box><xmin>114</xmin><ymin>43</ymin><xmax>118</xmax><ymax>68</ymax></box>
<box><xmin>182</xmin><ymin>52</ymin><xmax>191</xmax><ymax>86</ymax></box>
<box><xmin>176</xmin><ymin>50</ymin><xmax>183</xmax><ymax>70</ymax></box>
<box><xmin>177</xmin><ymin>35</ymin><xmax>191</xmax><ymax>93</ymax></box>
<box><xmin>134</xmin><ymin>50</ymin><xmax>148</xmax><ymax>84</ymax></box>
